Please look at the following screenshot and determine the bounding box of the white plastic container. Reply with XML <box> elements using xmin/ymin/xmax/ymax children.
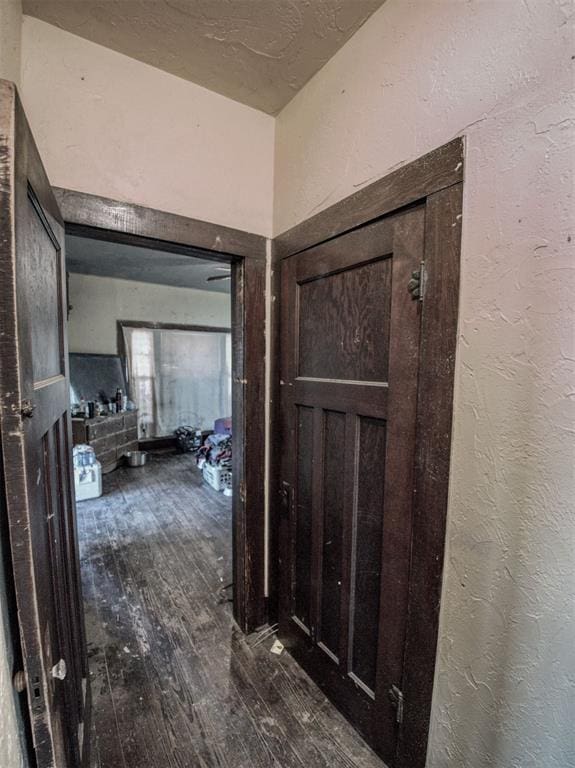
<box><xmin>202</xmin><ymin>463</ymin><xmax>232</xmax><ymax>493</ymax></box>
<box><xmin>73</xmin><ymin>445</ymin><xmax>102</xmax><ymax>501</ymax></box>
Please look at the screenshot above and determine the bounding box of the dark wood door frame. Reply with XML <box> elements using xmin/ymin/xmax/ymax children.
<box><xmin>54</xmin><ymin>187</ymin><xmax>268</xmax><ymax>633</ymax></box>
<box><xmin>270</xmin><ymin>138</ymin><xmax>464</xmax><ymax>767</ymax></box>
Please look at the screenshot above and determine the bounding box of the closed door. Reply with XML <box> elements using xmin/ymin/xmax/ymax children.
<box><xmin>279</xmin><ymin>206</ymin><xmax>425</xmax><ymax>764</ymax></box>
<box><xmin>0</xmin><ymin>81</ymin><xmax>90</xmax><ymax>766</ymax></box>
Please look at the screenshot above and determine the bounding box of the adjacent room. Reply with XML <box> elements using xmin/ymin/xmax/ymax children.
<box><xmin>66</xmin><ymin>234</ymin><xmax>232</xmax><ymax>490</ymax></box>
<box><xmin>64</xmin><ymin>236</ymin><xmax>241</xmax><ymax>762</ymax></box>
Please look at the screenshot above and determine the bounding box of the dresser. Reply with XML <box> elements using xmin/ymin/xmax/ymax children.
<box><xmin>72</xmin><ymin>411</ymin><xmax>139</xmax><ymax>473</ymax></box>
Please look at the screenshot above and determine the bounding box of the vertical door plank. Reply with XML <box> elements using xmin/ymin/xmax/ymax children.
<box><xmin>397</xmin><ymin>183</ymin><xmax>463</xmax><ymax>768</ymax></box>
<box><xmin>374</xmin><ymin>207</ymin><xmax>426</xmax><ymax>762</ymax></box>
<box><xmin>338</xmin><ymin>411</ymin><xmax>358</xmax><ymax>671</ymax></box>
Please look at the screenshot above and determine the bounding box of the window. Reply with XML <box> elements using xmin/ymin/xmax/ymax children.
<box><xmin>123</xmin><ymin>325</ymin><xmax>231</xmax><ymax>438</ymax></box>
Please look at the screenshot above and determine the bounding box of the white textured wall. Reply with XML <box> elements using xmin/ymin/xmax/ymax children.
<box><xmin>275</xmin><ymin>2</ymin><xmax>574</xmax><ymax>767</ymax></box>
<box><xmin>0</xmin><ymin>2</ymin><xmax>27</xmax><ymax>764</ymax></box>
<box><xmin>20</xmin><ymin>16</ymin><xmax>275</xmax><ymax>237</ymax></box>
<box><xmin>0</xmin><ymin>0</ymin><xmax>21</xmax><ymax>85</ymax></box>
<box><xmin>68</xmin><ymin>273</ymin><xmax>231</xmax><ymax>356</ymax></box>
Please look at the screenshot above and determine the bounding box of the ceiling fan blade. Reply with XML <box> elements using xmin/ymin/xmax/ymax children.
<box><xmin>207</xmin><ymin>274</ymin><xmax>232</xmax><ymax>282</ymax></box>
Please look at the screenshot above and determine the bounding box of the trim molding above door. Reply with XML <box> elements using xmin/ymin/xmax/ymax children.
<box><xmin>273</xmin><ymin>138</ymin><xmax>463</xmax><ymax>259</ymax></box>
<box><xmin>54</xmin><ymin>187</ymin><xmax>266</xmax><ymax>261</ymax></box>
<box><xmin>55</xmin><ymin>186</ymin><xmax>268</xmax><ymax>633</ymax></box>
<box><xmin>270</xmin><ymin>138</ymin><xmax>464</xmax><ymax>768</ymax></box>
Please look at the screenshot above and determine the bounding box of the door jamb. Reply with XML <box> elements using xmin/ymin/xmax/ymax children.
<box><xmin>270</xmin><ymin>138</ymin><xmax>464</xmax><ymax>767</ymax></box>
<box><xmin>54</xmin><ymin>187</ymin><xmax>268</xmax><ymax>633</ymax></box>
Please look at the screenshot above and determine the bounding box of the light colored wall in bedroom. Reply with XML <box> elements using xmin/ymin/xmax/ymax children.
<box><xmin>274</xmin><ymin>2</ymin><xmax>574</xmax><ymax>767</ymax></box>
<box><xmin>20</xmin><ymin>16</ymin><xmax>275</xmax><ymax>237</ymax></box>
<box><xmin>68</xmin><ymin>273</ymin><xmax>231</xmax><ymax>356</ymax></box>
<box><xmin>0</xmin><ymin>3</ymin><xmax>28</xmax><ymax>765</ymax></box>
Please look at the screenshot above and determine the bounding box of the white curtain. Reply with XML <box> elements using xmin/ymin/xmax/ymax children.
<box><xmin>123</xmin><ymin>326</ymin><xmax>231</xmax><ymax>438</ymax></box>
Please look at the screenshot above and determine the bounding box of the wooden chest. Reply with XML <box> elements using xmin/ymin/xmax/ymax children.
<box><xmin>72</xmin><ymin>411</ymin><xmax>139</xmax><ymax>473</ymax></box>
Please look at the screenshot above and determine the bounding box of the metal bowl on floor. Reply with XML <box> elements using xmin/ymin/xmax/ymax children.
<box><xmin>125</xmin><ymin>451</ymin><xmax>147</xmax><ymax>467</ymax></box>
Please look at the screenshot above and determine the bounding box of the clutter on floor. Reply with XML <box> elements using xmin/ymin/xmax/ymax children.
<box><xmin>174</xmin><ymin>425</ymin><xmax>204</xmax><ymax>453</ymax></box>
<box><xmin>125</xmin><ymin>450</ymin><xmax>148</xmax><ymax>467</ymax></box>
<box><xmin>174</xmin><ymin>417</ymin><xmax>232</xmax><ymax>494</ymax></box>
<box><xmin>73</xmin><ymin>444</ymin><xmax>102</xmax><ymax>501</ymax></box>
<box><xmin>270</xmin><ymin>639</ymin><xmax>285</xmax><ymax>656</ymax></box>
<box><xmin>213</xmin><ymin>416</ymin><xmax>232</xmax><ymax>435</ymax></box>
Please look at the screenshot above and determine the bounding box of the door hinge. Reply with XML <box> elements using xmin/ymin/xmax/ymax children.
<box><xmin>407</xmin><ymin>262</ymin><xmax>427</xmax><ymax>302</ymax></box>
<box><xmin>388</xmin><ymin>684</ymin><xmax>404</xmax><ymax>724</ymax></box>
<box><xmin>13</xmin><ymin>670</ymin><xmax>26</xmax><ymax>692</ymax></box>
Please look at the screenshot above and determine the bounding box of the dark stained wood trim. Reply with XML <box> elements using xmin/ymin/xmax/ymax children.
<box><xmin>273</xmin><ymin>138</ymin><xmax>463</xmax><ymax>260</ymax></box>
<box><xmin>235</xmin><ymin>256</ymin><xmax>267</xmax><ymax>630</ymax></box>
<box><xmin>58</xmin><ymin>188</ymin><xmax>267</xmax><ymax>634</ymax></box>
<box><xmin>0</xmin><ymin>79</ymin><xmax>38</xmax><ymax>768</ymax></box>
<box><xmin>54</xmin><ymin>187</ymin><xmax>267</xmax><ymax>262</ymax></box>
<box><xmin>396</xmin><ymin>181</ymin><xmax>463</xmax><ymax>768</ymax></box>
<box><xmin>270</xmin><ymin>140</ymin><xmax>464</xmax><ymax>766</ymax></box>
<box><xmin>266</xmin><ymin>254</ymin><xmax>282</xmax><ymax>624</ymax></box>
<box><xmin>231</xmin><ymin>262</ymin><xmax>246</xmax><ymax>627</ymax></box>
<box><xmin>65</xmin><ymin>220</ymin><xmax>235</xmax><ymax>266</ymax></box>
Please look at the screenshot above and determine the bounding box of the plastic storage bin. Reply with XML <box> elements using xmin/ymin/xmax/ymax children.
<box><xmin>73</xmin><ymin>445</ymin><xmax>102</xmax><ymax>501</ymax></box>
<box><xmin>202</xmin><ymin>463</ymin><xmax>232</xmax><ymax>493</ymax></box>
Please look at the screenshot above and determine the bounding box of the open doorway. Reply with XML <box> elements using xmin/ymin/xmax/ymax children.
<box><xmin>66</xmin><ymin>234</ymin><xmax>232</xmax><ymax>483</ymax></box>
<box><xmin>65</xmin><ymin>234</ymin><xmax>239</xmax><ymax>763</ymax></box>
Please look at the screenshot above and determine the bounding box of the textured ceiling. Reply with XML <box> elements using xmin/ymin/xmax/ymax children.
<box><xmin>66</xmin><ymin>235</ymin><xmax>231</xmax><ymax>293</ymax></box>
<box><xmin>23</xmin><ymin>0</ymin><xmax>386</xmax><ymax>114</ymax></box>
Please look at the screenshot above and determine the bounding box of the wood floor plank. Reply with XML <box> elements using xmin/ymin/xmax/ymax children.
<box><xmin>98</xmin><ymin>482</ymin><xmax>229</xmax><ymax>768</ymax></box>
<box><xmin>79</xmin><ymin>490</ymin><xmax>129</xmax><ymax>768</ymax></box>
<box><xmin>102</xmin><ymin>469</ymin><xmax>285</xmax><ymax>768</ymax></box>
<box><xmin>87</xmin><ymin>505</ymin><xmax>170</xmax><ymax>767</ymax></box>
<box><xmin>77</xmin><ymin>453</ymin><xmax>385</xmax><ymax>768</ymax></box>
<box><xmin>110</xmin><ymin>471</ymin><xmax>304</xmax><ymax>768</ymax></box>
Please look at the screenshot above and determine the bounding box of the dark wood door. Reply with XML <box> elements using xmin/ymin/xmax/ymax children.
<box><xmin>0</xmin><ymin>81</ymin><xmax>90</xmax><ymax>767</ymax></box>
<box><xmin>279</xmin><ymin>205</ymin><xmax>425</xmax><ymax>764</ymax></box>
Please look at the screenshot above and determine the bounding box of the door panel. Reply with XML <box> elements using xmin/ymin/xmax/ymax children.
<box><xmin>319</xmin><ymin>409</ymin><xmax>345</xmax><ymax>659</ymax></box>
<box><xmin>24</xmin><ymin>190</ymin><xmax>65</xmax><ymax>381</ymax></box>
<box><xmin>294</xmin><ymin>405</ymin><xmax>314</xmax><ymax>630</ymax></box>
<box><xmin>279</xmin><ymin>206</ymin><xmax>425</xmax><ymax>764</ymax></box>
<box><xmin>352</xmin><ymin>415</ymin><xmax>387</xmax><ymax>695</ymax></box>
<box><xmin>298</xmin><ymin>258</ymin><xmax>392</xmax><ymax>381</ymax></box>
<box><xmin>0</xmin><ymin>80</ymin><xmax>90</xmax><ymax>767</ymax></box>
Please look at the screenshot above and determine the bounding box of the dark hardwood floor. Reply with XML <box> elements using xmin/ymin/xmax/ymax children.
<box><xmin>77</xmin><ymin>452</ymin><xmax>385</xmax><ymax>768</ymax></box>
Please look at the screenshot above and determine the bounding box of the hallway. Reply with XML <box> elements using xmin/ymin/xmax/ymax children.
<box><xmin>78</xmin><ymin>453</ymin><xmax>385</xmax><ymax>768</ymax></box>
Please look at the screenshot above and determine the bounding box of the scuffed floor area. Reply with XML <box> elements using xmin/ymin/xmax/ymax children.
<box><xmin>77</xmin><ymin>452</ymin><xmax>384</xmax><ymax>768</ymax></box>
